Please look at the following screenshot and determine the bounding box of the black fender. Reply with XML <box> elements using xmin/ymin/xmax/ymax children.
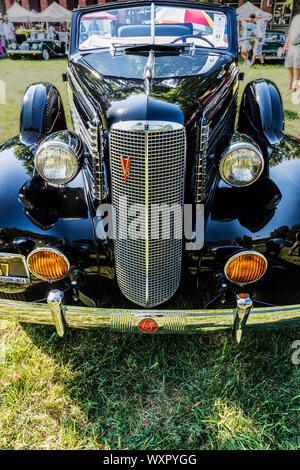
<box><xmin>20</xmin><ymin>82</ymin><xmax>66</xmax><ymax>146</ymax></box>
<box><xmin>204</xmin><ymin>133</ymin><xmax>300</xmax><ymax>305</ymax></box>
<box><xmin>238</xmin><ymin>79</ymin><xmax>284</xmax><ymax>146</ymax></box>
<box><xmin>0</xmin><ymin>137</ymin><xmax>98</xmax><ymax>301</ymax></box>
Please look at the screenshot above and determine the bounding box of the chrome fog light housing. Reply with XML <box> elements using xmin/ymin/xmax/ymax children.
<box><xmin>35</xmin><ymin>131</ymin><xmax>83</xmax><ymax>186</ymax></box>
<box><xmin>219</xmin><ymin>137</ymin><xmax>264</xmax><ymax>187</ymax></box>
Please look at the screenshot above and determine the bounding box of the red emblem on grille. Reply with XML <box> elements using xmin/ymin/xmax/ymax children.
<box><xmin>120</xmin><ymin>156</ymin><xmax>131</xmax><ymax>184</ymax></box>
<box><xmin>138</xmin><ymin>319</ymin><xmax>158</xmax><ymax>333</ymax></box>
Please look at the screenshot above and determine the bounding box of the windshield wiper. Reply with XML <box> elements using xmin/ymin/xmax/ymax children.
<box><xmin>124</xmin><ymin>44</ymin><xmax>186</xmax><ymax>56</ymax></box>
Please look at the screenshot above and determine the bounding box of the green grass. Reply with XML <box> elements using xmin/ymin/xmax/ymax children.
<box><xmin>0</xmin><ymin>58</ymin><xmax>300</xmax><ymax>450</ymax></box>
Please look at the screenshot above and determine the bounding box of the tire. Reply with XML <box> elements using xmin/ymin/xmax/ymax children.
<box><xmin>238</xmin><ymin>79</ymin><xmax>284</xmax><ymax>146</ymax></box>
<box><xmin>43</xmin><ymin>87</ymin><xmax>63</xmax><ymax>134</ymax></box>
<box><xmin>42</xmin><ymin>48</ymin><xmax>50</xmax><ymax>60</ymax></box>
<box><xmin>20</xmin><ymin>83</ymin><xmax>67</xmax><ymax>145</ymax></box>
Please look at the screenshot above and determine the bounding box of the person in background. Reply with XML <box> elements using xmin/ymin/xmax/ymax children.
<box><xmin>49</xmin><ymin>23</ymin><xmax>55</xmax><ymax>40</ymax></box>
<box><xmin>0</xmin><ymin>16</ymin><xmax>5</xmax><ymax>48</ymax></box>
<box><xmin>282</xmin><ymin>14</ymin><xmax>300</xmax><ymax>92</ymax></box>
<box><xmin>0</xmin><ymin>16</ymin><xmax>5</xmax><ymax>56</ymax></box>
<box><xmin>240</xmin><ymin>14</ymin><xmax>256</xmax><ymax>67</ymax></box>
<box><xmin>289</xmin><ymin>229</ymin><xmax>300</xmax><ymax>256</ymax></box>
<box><xmin>251</xmin><ymin>15</ymin><xmax>266</xmax><ymax>66</ymax></box>
<box><xmin>3</xmin><ymin>15</ymin><xmax>15</xmax><ymax>45</ymax></box>
<box><xmin>88</xmin><ymin>19</ymin><xmax>100</xmax><ymax>35</ymax></box>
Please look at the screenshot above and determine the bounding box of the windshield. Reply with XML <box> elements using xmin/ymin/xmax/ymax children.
<box><xmin>78</xmin><ymin>4</ymin><xmax>229</xmax><ymax>50</ymax></box>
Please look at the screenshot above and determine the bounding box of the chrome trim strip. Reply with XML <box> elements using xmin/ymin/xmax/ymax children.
<box><xmin>0</xmin><ymin>294</ymin><xmax>299</xmax><ymax>333</ymax></box>
<box><xmin>9</xmin><ymin>50</ymin><xmax>42</xmax><ymax>55</ymax></box>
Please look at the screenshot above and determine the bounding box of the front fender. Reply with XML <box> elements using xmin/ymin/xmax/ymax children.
<box><xmin>206</xmin><ymin>134</ymin><xmax>300</xmax><ymax>242</ymax></box>
<box><xmin>0</xmin><ymin>137</ymin><xmax>98</xmax><ymax>301</ymax></box>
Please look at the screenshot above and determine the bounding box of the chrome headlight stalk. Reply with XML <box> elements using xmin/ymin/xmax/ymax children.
<box><xmin>219</xmin><ymin>133</ymin><xmax>264</xmax><ymax>187</ymax></box>
<box><xmin>35</xmin><ymin>131</ymin><xmax>84</xmax><ymax>186</ymax></box>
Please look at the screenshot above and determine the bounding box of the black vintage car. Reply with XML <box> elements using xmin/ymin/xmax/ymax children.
<box><xmin>8</xmin><ymin>31</ymin><xmax>68</xmax><ymax>60</ymax></box>
<box><xmin>1</xmin><ymin>0</ymin><xmax>300</xmax><ymax>341</ymax></box>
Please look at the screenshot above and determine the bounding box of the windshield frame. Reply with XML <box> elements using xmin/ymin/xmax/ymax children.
<box><xmin>72</xmin><ymin>0</ymin><xmax>236</xmax><ymax>54</ymax></box>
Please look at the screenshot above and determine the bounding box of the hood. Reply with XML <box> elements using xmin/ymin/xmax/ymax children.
<box><xmin>71</xmin><ymin>49</ymin><xmax>235</xmax><ymax>127</ymax></box>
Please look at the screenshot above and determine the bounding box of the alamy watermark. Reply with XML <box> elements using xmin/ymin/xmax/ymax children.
<box><xmin>291</xmin><ymin>340</ymin><xmax>300</xmax><ymax>365</ymax></box>
<box><xmin>95</xmin><ymin>197</ymin><xmax>204</xmax><ymax>250</ymax></box>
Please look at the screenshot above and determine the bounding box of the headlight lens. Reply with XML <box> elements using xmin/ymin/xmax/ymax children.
<box><xmin>10</xmin><ymin>42</ymin><xmax>17</xmax><ymax>50</ymax></box>
<box><xmin>219</xmin><ymin>143</ymin><xmax>264</xmax><ymax>187</ymax></box>
<box><xmin>35</xmin><ymin>143</ymin><xmax>79</xmax><ymax>185</ymax></box>
<box><xmin>32</xmin><ymin>43</ymin><xmax>38</xmax><ymax>50</ymax></box>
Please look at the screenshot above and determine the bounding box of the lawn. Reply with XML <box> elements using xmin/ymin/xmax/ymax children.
<box><xmin>0</xmin><ymin>59</ymin><xmax>299</xmax><ymax>450</ymax></box>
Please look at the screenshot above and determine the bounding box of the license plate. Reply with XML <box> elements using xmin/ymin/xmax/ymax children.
<box><xmin>0</xmin><ymin>253</ymin><xmax>30</xmax><ymax>284</ymax></box>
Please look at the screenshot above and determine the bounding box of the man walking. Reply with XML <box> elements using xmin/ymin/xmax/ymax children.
<box><xmin>3</xmin><ymin>15</ymin><xmax>15</xmax><ymax>46</ymax></box>
<box><xmin>252</xmin><ymin>15</ymin><xmax>266</xmax><ymax>66</ymax></box>
<box><xmin>288</xmin><ymin>229</ymin><xmax>300</xmax><ymax>256</ymax></box>
<box><xmin>240</xmin><ymin>14</ymin><xmax>256</xmax><ymax>67</ymax></box>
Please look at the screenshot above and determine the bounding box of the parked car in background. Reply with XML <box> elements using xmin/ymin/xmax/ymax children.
<box><xmin>1</xmin><ymin>1</ymin><xmax>300</xmax><ymax>342</ymax></box>
<box><xmin>8</xmin><ymin>31</ymin><xmax>68</xmax><ymax>60</ymax></box>
<box><xmin>251</xmin><ymin>30</ymin><xmax>286</xmax><ymax>62</ymax></box>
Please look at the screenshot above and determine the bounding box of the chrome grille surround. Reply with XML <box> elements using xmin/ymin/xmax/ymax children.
<box><xmin>110</xmin><ymin>121</ymin><xmax>186</xmax><ymax>308</ymax></box>
<box><xmin>68</xmin><ymin>90</ymin><xmax>104</xmax><ymax>201</ymax></box>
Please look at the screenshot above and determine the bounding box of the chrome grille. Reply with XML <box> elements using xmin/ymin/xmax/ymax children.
<box><xmin>110</xmin><ymin>121</ymin><xmax>186</xmax><ymax>308</ymax></box>
<box><xmin>68</xmin><ymin>92</ymin><xmax>104</xmax><ymax>201</ymax></box>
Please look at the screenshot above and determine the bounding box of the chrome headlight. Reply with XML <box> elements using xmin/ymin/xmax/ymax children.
<box><xmin>10</xmin><ymin>42</ymin><xmax>17</xmax><ymax>50</ymax></box>
<box><xmin>219</xmin><ymin>135</ymin><xmax>264</xmax><ymax>187</ymax></box>
<box><xmin>35</xmin><ymin>131</ymin><xmax>83</xmax><ymax>186</ymax></box>
<box><xmin>32</xmin><ymin>43</ymin><xmax>38</xmax><ymax>50</ymax></box>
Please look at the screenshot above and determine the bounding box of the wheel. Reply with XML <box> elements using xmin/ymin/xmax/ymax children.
<box><xmin>42</xmin><ymin>48</ymin><xmax>50</xmax><ymax>60</ymax></box>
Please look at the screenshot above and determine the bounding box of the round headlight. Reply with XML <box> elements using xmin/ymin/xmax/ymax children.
<box><xmin>219</xmin><ymin>142</ymin><xmax>264</xmax><ymax>187</ymax></box>
<box><xmin>32</xmin><ymin>43</ymin><xmax>38</xmax><ymax>50</ymax></box>
<box><xmin>35</xmin><ymin>131</ymin><xmax>83</xmax><ymax>186</ymax></box>
<box><xmin>10</xmin><ymin>42</ymin><xmax>17</xmax><ymax>50</ymax></box>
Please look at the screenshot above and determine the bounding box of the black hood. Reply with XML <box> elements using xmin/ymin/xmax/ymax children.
<box><xmin>70</xmin><ymin>49</ymin><xmax>235</xmax><ymax>127</ymax></box>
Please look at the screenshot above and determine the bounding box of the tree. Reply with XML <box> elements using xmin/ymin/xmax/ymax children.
<box><xmin>0</xmin><ymin>0</ymin><xmax>6</xmax><ymax>17</ymax></box>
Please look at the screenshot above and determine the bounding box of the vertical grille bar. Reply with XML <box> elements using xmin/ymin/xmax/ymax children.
<box><xmin>110</xmin><ymin>122</ymin><xmax>186</xmax><ymax>308</ymax></box>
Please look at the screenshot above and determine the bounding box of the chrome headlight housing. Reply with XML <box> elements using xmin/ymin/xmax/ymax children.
<box><xmin>31</xmin><ymin>43</ymin><xmax>38</xmax><ymax>50</ymax></box>
<box><xmin>219</xmin><ymin>134</ymin><xmax>264</xmax><ymax>187</ymax></box>
<box><xmin>35</xmin><ymin>131</ymin><xmax>83</xmax><ymax>186</ymax></box>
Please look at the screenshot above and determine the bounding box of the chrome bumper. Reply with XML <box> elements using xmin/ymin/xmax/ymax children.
<box><xmin>0</xmin><ymin>290</ymin><xmax>300</xmax><ymax>338</ymax></box>
<box><xmin>9</xmin><ymin>50</ymin><xmax>42</xmax><ymax>55</ymax></box>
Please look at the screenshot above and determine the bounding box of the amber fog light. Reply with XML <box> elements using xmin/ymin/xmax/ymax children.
<box><xmin>224</xmin><ymin>251</ymin><xmax>267</xmax><ymax>285</ymax></box>
<box><xmin>27</xmin><ymin>248</ymin><xmax>70</xmax><ymax>281</ymax></box>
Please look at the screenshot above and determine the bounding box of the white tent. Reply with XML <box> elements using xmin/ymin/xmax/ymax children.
<box><xmin>7</xmin><ymin>2</ymin><xmax>31</xmax><ymax>22</ymax></box>
<box><xmin>236</xmin><ymin>2</ymin><xmax>272</xmax><ymax>21</ymax></box>
<box><xmin>30</xmin><ymin>2</ymin><xmax>72</xmax><ymax>22</ymax></box>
